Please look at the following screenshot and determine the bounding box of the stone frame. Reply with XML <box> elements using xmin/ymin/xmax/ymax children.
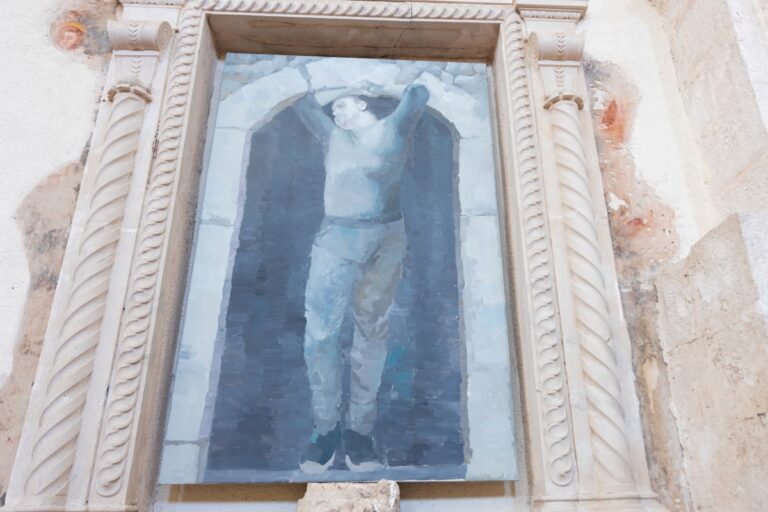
<box><xmin>4</xmin><ymin>1</ymin><xmax>666</xmax><ymax>511</ymax></box>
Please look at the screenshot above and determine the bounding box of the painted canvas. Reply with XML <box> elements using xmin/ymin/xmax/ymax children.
<box><xmin>159</xmin><ymin>54</ymin><xmax>518</xmax><ymax>483</ymax></box>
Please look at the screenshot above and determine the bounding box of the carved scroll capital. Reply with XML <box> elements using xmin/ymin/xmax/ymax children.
<box><xmin>530</xmin><ymin>31</ymin><xmax>585</xmax><ymax>109</ymax></box>
<box><xmin>108</xmin><ymin>20</ymin><xmax>174</xmax><ymax>52</ymax></box>
<box><xmin>106</xmin><ymin>21</ymin><xmax>173</xmax><ymax>102</ymax></box>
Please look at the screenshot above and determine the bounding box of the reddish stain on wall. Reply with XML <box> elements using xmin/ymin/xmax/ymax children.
<box><xmin>586</xmin><ymin>72</ymin><xmax>676</xmax><ymax>279</ymax></box>
<box><xmin>48</xmin><ymin>1</ymin><xmax>115</xmax><ymax>62</ymax></box>
<box><xmin>601</xmin><ymin>99</ymin><xmax>628</xmax><ymax>147</ymax></box>
<box><xmin>52</xmin><ymin>12</ymin><xmax>86</xmax><ymax>51</ymax></box>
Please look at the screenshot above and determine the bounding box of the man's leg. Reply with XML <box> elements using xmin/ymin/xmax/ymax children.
<box><xmin>304</xmin><ymin>240</ymin><xmax>356</xmax><ymax>435</ymax></box>
<box><xmin>348</xmin><ymin>224</ymin><xmax>406</xmax><ymax>436</ymax></box>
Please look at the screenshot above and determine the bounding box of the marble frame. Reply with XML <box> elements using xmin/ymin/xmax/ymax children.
<box><xmin>3</xmin><ymin>1</ymin><xmax>667</xmax><ymax>511</ymax></box>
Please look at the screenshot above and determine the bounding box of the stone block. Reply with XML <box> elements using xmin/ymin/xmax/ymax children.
<box><xmin>651</xmin><ymin>0</ymin><xmax>697</xmax><ymax>27</ymax></box>
<box><xmin>200</xmin><ymin>128</ymin><xmax>249</xmax><ymax>226</ymax></box>
<box><xmin>679</xmin><ymin>48</ymin><xmax>768</xmax><ymax>187</ymax></box>
<box><xmin>414</xmin><ymin>71</ymin><xmax>492</xmax><ymax>140</ymax></box>
<box><xmin>296</xmin><ymin>481</ymin><xmax>400</xmax><ymax>512</ymax></box>
<box><xmin>216</xmin><ymin>67</ymin><xmax>308</xmax><ymax>130</ymax></box>
<box><xmin>666</xmin><ymin>0</ymin><xmax>732</xmax><ymax>71</ymax></box>
<box><xmin>656</xmin><ymin>213</ymin><xmax>768</xmax><ymax>512</ymax></box>
<box><xmin>165</xmin><ymin>223</ymin><xmax>235</xmax><ymax>442</ymax></box>
<box><xmin>158</xmin><ymin>443</ymin><xmax>201</xmax><ymax>484</ymax></box>
<box><xmin>457</xmin><ymin>137</ymin><xmax>498</xmax><ymax>216</ymax></box>
<box><xmin>307</xmin><ymin>58</ymin><xmax>401</xmax><ymax>92</ymax></box>
<box><xmin>660</xmin><ymin>0</ymin><xmax>768</xmax><ymax>191</ymax></box>
<box><xmin>445</xmin><ymin>62</ymin><xmax>475</xmax><ymax>77</ymax></box>
<box><xmin>717</xmin><ymin>156</ymin><xmax>768</xmax><ymax>216</ymax></box>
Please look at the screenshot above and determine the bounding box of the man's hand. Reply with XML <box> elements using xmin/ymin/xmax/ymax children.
<box><xmin>314</xmin><ymin>81</ymin><xmax>384</xmax><ymax>105</ymax></box>
<box><xmin>403</xmin><ymin>83</ymin><xmax>430</xmax><ymax>102</ymax></box>
<box><xmin>352</xmin><ymin>80</ymin><xmax>384</xmax><ymax>97</ymax></box>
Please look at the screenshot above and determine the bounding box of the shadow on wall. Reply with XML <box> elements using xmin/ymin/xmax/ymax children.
<box><xmin>0</xmin><ymin>162</ymin><xmax>83</xmax><ymax>502</ymax></box>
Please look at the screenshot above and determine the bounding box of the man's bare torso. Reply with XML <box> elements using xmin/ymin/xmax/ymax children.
<box><xmin>293</xmin><ymin>83</ymin><xmax>430</xmax><ymax>222</ymax></box>
<box><xmin>324</xmin><ymin>117</ymin><xmax>408</xmax><ymax>221</ymax></box>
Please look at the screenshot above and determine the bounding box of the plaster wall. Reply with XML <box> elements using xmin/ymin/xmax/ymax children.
<box><xmin>0</xmin><ymin>0</ymin><xmax>751</xmax><ymax>510</ymax></box>
<box><xmin>0</xmin><ymin>0</ymin><xmax>114</xmax><ymax>497</ymax></box>
<box><xmin>0</xmin><ymin>0</ymin><xmax>106</xmax><ymax>385</ymax></box>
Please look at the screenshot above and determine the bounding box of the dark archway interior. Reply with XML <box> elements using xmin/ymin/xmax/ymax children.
<box><xmin>206</xmin><ymin>96</ymin><xmax>465</xmax><ymax>482</ymax></box>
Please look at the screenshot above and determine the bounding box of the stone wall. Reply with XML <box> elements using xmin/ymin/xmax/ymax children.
<box><xmin>656</xmin><ymin>213</ymin><xmax>768</xmax><ymax>512</ymax></box>
<box><xmin>643</xmin><ymin>2</ymin><xmax>768</xmax><ymax>509</ymax></box>
<box><xmin>652</xmin><ymin>0</ymin><xmax>768</xmax><ymax>218</ymax></box>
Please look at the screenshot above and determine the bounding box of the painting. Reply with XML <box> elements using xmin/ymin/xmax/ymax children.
<box><xmin>159</xmin><ymin>54</ymin><xmax>518</xmax><ymax>483</ymax></box>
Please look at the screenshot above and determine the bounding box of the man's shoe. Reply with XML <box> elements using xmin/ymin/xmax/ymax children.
<box><xmin>343</xmin><ymin>429</ymin><xmax>385</xmax><ymax>472</ymax></box>
<box><xmin>299</xmin><ymin>425</ymin><xmax>340</xmax><ymax>474</ymax></box>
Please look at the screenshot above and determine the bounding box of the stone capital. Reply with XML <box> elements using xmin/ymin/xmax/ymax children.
<box><xmin>529</xmin><ymin>30</ymin><xmax>585</xmax><ymax>109</ymax></box>
<box><xmin>517</xmin><ymin>0</ymin><xmax>587</xmax><ymax>21</ymax></box>
<box><xmin>108</xmin><ymin>20</ymin><xmax>174</xmax><ymax>52</ymax></box>
<box><xmin>106</xmin><ymin>20</ymin><xmax>174</xmax><ymax>101</ymax></box>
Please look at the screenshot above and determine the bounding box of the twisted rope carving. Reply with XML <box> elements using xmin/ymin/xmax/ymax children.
<box><xmin>502</xmin><ymin>15</ymin><xmax>575</xmax><ymax>487</ymax></box>
<box><xmin>94</xmin><ymin>6</ymin><xmax>203</xmax><ymax>497</ymax></box>
<box><xmin>213</xmin><ymin>0</ymin><xmax>409</xmax><ymax>16</ymax></box>
<box><xmin>209</xmin><ymin>0</ymin><xmax>505</xmax><ymax>20</ymax></box>
<box><xmin>409</xmin><ymin>2</ymin><xmax>505</xmax><ymax>19</ymax></box>
<box><xmin>549</xmin><ymin>99</ymin><xmax>634</xmax><ymax>486</ymax></box>
<box><xmin>24</xmin><ymin>90</ymin><xmax>147</xmax><ymax>496</ymax></box>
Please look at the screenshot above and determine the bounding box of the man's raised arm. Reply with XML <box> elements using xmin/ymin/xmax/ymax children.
<box><xmin>390</xmin><ymin>84</ymin><xmax>430</xmax><ymax>134</ymax></box>
<box><xmin>292</xmin><ymin>93</ymin><xmax>335</xmax><ymax>144</ymax></box>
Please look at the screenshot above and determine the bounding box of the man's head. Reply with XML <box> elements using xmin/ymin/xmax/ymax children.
<box><xmin>331</xmin><ymin>96</ymin><xmax>376</xmax><ymax>129</ymax></box>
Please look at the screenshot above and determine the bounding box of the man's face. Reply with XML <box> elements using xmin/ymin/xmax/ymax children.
<box><xmin>332</xmin><ymin>96</ymin><xmax>366</xmax><ymax>129</ymax></box>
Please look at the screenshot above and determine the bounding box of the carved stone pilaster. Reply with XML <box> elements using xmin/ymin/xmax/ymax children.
<box><xmin>533</xmin><ymin>29</ymin><xmax>638</xmax><ymax>491</ymax></box>
<box><xmin>499</xmin><ymin>13</ymin><xmax>577</xmax><ymax>496</ymax></box>
<box><xmin>526</xmin><ymin>16</ymin><xmax>667</xmax><ymax>512</ymax></box>
<box><xmin>5</xmin><ymin>19</ymin><xmax>172</xmax><ymax>512</ymax></box>
<box><xmin>89</xmin><ymin>15</ymin><xmax>191</xmax><ymax>504</ymax></box>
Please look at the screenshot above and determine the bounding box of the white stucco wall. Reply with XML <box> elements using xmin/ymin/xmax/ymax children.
<box><xmin>0</xmin><ymin>0</ymin><xmax>104</xmax><ymax>384</ymax></box>
<box><xmin>584</xmin><ymin>0</ymin><xmax>716</xmax><ymax>256</ymax></box>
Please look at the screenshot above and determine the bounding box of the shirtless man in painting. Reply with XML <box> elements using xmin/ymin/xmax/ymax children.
<box><xmin>293</xmin><ymin>81</ymin><xmax>429</xmax><ymax>473</ymax></box>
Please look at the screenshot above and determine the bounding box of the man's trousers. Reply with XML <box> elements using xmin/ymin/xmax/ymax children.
<box><xmin>303</xmin><ymin>217</ymin><xmax>406</xmax><ymax>436</ymax></box>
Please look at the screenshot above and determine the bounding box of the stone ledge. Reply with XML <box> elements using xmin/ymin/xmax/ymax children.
<box><xmin>297</xmin><ymin>480</ymin><xmax>400</xmax><ymax>512</ymax></box>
